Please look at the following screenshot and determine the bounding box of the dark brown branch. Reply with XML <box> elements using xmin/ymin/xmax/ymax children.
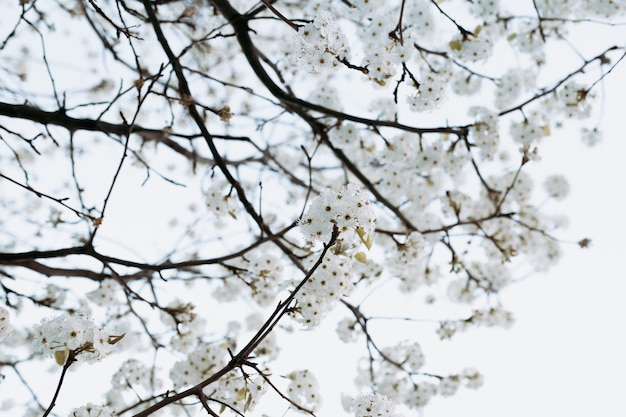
<box><xmin>141</xmin><ymin>0</ymin><xmax>308</xmax><ymax>275</ymax></box>
<box><xmin>0</xmin><ymin>222</ymin><xmax>297</xmax><ymax>271</ymax></box>
<box><xmin>499</xmin><ymin>46</ymin><xmax>624</xmax><ymax>117</ymax></box>
<box><xmin>0</xmin><ymin>101</ymin><xmax>153</xmax><ymax>137</ymax></box>
<box><xmin>0</xmin><ymin>101</ymin><xmax>222</xmax><ymax>164</ymax></box>
<box><xmin>209</xmin><ymin>0</ymin><xmax>466</xmax><ymax>136</ymax></box>
<box><xmin>0</xmin><ymin>172</ymin><xmax>99</xmax><ymax>222</ymax></box>
<box><xmin>4</xmin><ymin>260</ymin><xmax>110</xmax><ymax>281</ymax></box>
<box><xmin>258</xmin><ymin>0</ymin><xmax>302</xmax><ymax>31</ymax></box>
<box><xmin>87</xmin><ymin>0</ymin><xmax>140</xmax><ymax>39</ymax></box>
<box><xmin>131</xmin><ymin>229</ymin><xmax>338</xmax><ymax>417</ymax></box>
<box><xmin>42</xmin><ymin>354</ymin><xmax>74</xmax><ymax>417</ymax></box>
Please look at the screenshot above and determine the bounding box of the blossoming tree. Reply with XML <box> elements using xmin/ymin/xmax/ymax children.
<box><xmin>0</xmin><ymin>0</ymin><xmax>624</xmax><ymax>416</ymax></box>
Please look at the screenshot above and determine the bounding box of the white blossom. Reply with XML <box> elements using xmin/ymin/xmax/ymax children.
<box><xmin>169</xmin><ymin>343</ymin><xmax>228</xmax><ymax>390</ymax></box>
<box><xmin>449</xmin><ymin>27</ymin><xmax>494</xmax><ymax>63</ymax></box>
<box><xmin>0</xmin><ymin>305</ymin><xmax>11</xmax><ymax>341</ymax></box>
<box><xmin>336</xmin><ymin>317</ymin><xmax>359</xmax><ymax>343</ymax></box>
<box><xmin>295</xmin><ymin>10</ymin><xmax>350</xmax><ymax>73</ymax></box>
<box><xmin>463</xmin><ymin>367</ymin><xmax>485</xmax><ymax>389</ymax></box>
<box><xmin>32</xmin><ymin>314</ymin><xmax>118</xmax><ymax>365</ymax></box>
<box><xmin>87</xmin><ymin>279</ymin><xmax>121</xmax><ymax>307</ymax></box>
<box><xmin>211</xmin><ymin>371</ymin><xmax>269</xmax><ymax>413</ymax></box>
<box><xmin>544</xmin><ymin>174</ymin><xmax>570</xmax><ymax>200</ymax></box>
<box><xmin>67</xmin><ymin>403</ymin><xmax>116</xmax><ymax>417</ymax></box>
<box><xmin>286</xmin><ymin>369</ymin><xmax>322</xmax><ymax>411</ymax></box>
<box><xmin>206</xmin><ymin>181</ymin><xmax>240</xmax><ymax>219</ymax></box>
<box><xmin>112</xmin><ymin>359</ymin><xmax>159</xmax><ymax>391</ymax></box>
<box><xmin>439</xmin><ymin>375</ymin><xmax>461</xmax><ymax>397</ymax></box>
<box><xmin>291</xmin><ymin>252</ymin><xmax>354</xmax><ymax>328</ymax></box>
<box><xmin>581</xmin><ymin>127</ymin><xmax>602</xmax><ymax>146</ymax></box>
<box><xmin>351</xmin><ymin>393</ymin><xmax>403</xmax><ymax>417</ymax></box>
<box><xmin>40</xmin><ymin>284</ymin><xmax>66</xmax><ymax>308</ymax></box>
<box><xmin>407</xmin><ymin>72</ymin><xmax>449</xmax><ymax>112</ymax></box>
<box><xmin>298</xmin><ymin>183</ymin><xmax>375</xmax><ymax>246</ymax></box>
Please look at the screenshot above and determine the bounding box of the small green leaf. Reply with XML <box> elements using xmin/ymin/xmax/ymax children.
<box><xmin>108</xmin><ymin>333</ymin><xmax>126</xmax><ymax>345</ymax></box>
<box><xmin>54</xmin><ymin>348</ymin><xmax>70</xmax><ymax>366</ymax></box>
<box><xmin>355</xmin><ymin>251</ymin><xmax>367</xmax><ymax>263</ymax></box>
<box><xmin>244</xmin><ymin>392</ymin><xmax>253</xmax><ymax>411</ymax></box>
<box><xmin>356</xmin><ymin>227</ymin><xmax>373</xmax><ymax>249</ymax></box>
<box><xmin>236</xmin><ymin>387</ymin><xmax>248</xmax><ymax>401</ymax></box>
<box><xmin>449</xmin><ymin>40</ymin><xmax>462</xmax><ymax>51</ymax></box>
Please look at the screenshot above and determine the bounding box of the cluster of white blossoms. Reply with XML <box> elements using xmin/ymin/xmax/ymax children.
<box><xmin>468</xmin><ymin>106</ymin><xmax>500</xmax><ymax>160</ymax></box>
<box><xmin>495</xmin><ymin>68</ymin><xmax>536</xmax><ymax>110</ymax></box>
<box><xmin>295</xmin><ymin>10</ymin><xmax>350</xmax><ymax>72</ymax></box>
<box><xmin>376</xmin><ymin>134</ymin><xmax>446</xmax><ymax>206</ymax></box>
<box><xmin>533</xmin><ymin>0</ymin><xmax>626</xmax><ymax>18</ymax></box>
<box><xmin>159</xmin><ymin>299</ymin><xmax>206</xmax><ymax>353</ymax></box>
<box><xmin>32</xmin><ymin>313</ymin><xmax>119</xmax><ymax>365</ymax></box>
<box><xmin>543</xmin><ymin>174</ymin><xmax>570</xmax><ymax>201</ymax></box>
<box><xmin>581</xmin><ymin>127</ymin><xmax>602</xmax><ymax>146</ymax></box>
<box><xmin>40</xmin><ymin>283</ymin><xmax>66</xmax><ymax>308</ymax></box>
<box><xmin>291</xmin><ymin>252</ymin><xmax>353</xmax><ymax>328</ymax></box>
<box><xmin>106</xmin><ymin>359</ymin><xmax>162</xmax><ymax>411</ymax></box>
<box><xmin>354</xmin><ymin>344</ymin><xmax>484</xmax><ymax>410</ymax></box>
<box><xmin>243</xmin><ymin>250</ymin><xmax>284</xmax><ymax>306</ymax></box>
<box><xmin>246</xmin><ymin>313</ymin><xmax>280</xmax><ymax>360</ymax></box>
<box><xmin>286</xmin><ymin>369</ymin><xmax>322</xmax><ymax>412</ymax></box>
<box><xmin>550</xmin><ymin>81</ymin><xmax>595</xmax><ymax>119</ymax></box>
<box><xmin>336</xmin><ymin>317</ymin><xmax>359</xmax><ymax>343</ymax></box>
<box><xmin>160</xmin><ymin>298</ymin><xmax>196</xmax><ymax>327</ymax></box>
<box><xmin>211</xmin><ymin>371</ymin><xmax>269</xmax><ymax>414</ymax></box>
<box><xmin>437</xmin><ymin>306</ymin><xmax>515</xmax><ymax>339</ymax></box>
<box><xmin>86</xmin><ymin>278</ymin><xmax>122</xmax><ymax>307</ymax></box>
<box><xmin>111</xmin><ymin>359</ymin><xmax>157</xmax><ymax>391</ymax></box>
<box><xmin>169</xmin><ymin>317</ymin><xmax>206</xmax><ymax>354</ymax></box>
<box><xmin>382</xmin><ymin>341</ymin><xmax>425</xmax><ymax>372</ymax></box>
<box><xmin>491</xmin><ymin>170</ymin><xmax>534</xmax><ymax>206</ymax></box>
<box><xmin>169</xmin><ymin>343</ymin><xmax>228</xmax><ymax>390</ymax></box>
<box><xmin>448</xmin><ymin>26</ymin><xmax>495</xmax><ymax>63</ymax></box>
<box><xmin>358</xmin><ymin>12</ymin><xmax>414</xmax><ymax>86</ymax></box>
<box><xmin>438</xmin><ymin>368</ymin><xmax>485</xmax><ymax>396</ymax></box>
<box><xmin>407</xmin><ymin>70</ymin><xmax>450</xmax><ymax>112</ymax></box>
<box><xmin>441</xmin><ymin>190</ymin><xmax>475</xmax><ymax>220</ymax></box>
<box><xmin>169</xmin><ymin>345</ymin><xmax>269</xmax><ymax>412</ymax></box>
<box><xmin>470</xmin><ymin>0</ymin><xmax>501</xmax><ymax>18</ymax></box>
<box><xmin>450</xmin><ymin>71</ymin><xmax>482</xmax><ymax>96</ymax></box>
<box><xmin>350</xmin><ymin>393</ymin><xmax>403</xmax><ymax>417</ymax></box>
<box><xmin>462</xmin><ymin>367</ymin><xmax>485</xmax><ymax>389</ymax></box>
<box><xmin>307</xmin><ymin>83</ymin><xmax>343</xmax><ymax>110</ymax></box>
<box><xmin>0</xmin><ymin>304</ymin><xmax>11</xmax><ymax>341</ymax></box>
<box><xmin>206</xmin><ymin>181</ymin><xmax>240</xmax><ymax>219</ymax></box>
<box><xmin>352</xmin><ymin>340</ymin><xmax>471</xmax><ymax>410</ymax></box>
<box><xmin>509</xmin><ymin>116</ymin><xmax>549</xmax><ymax>147</ymax></box>
<box><xmin>298</xmin><ymin>183</ymin><xmax>375</xmax><ymax>247</ymax></box>
<box><xmin>67</xmin><ymin>403</ymin><xmax>116</xmax><ymax>417</ymax></box>
<box><xmin>329</xmin><ymin>122</ymin><xmax>360</xmax><ymax>150</ymax></box>
<box><xmin>385</xmin><ymin>231</ymin><xmax>440</xmax><ymax>292</ymax></box>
